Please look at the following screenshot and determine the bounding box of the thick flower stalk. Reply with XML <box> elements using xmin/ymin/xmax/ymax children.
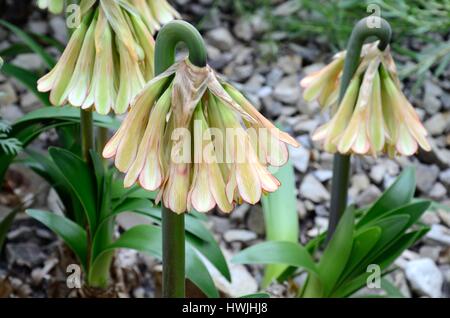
<box><xmin>103</xmin><ymin>59</ymin><xmax>299</xmax><ymax>214</ymax></box>
<box><xmin>302</xmin><ymin>42</ymin><xmax>431</xmax><ymax>157</ymax></box>
<box><xmin>37</xmin><ymin>0</ymin><xmax>173</xmax><ymax>114</ymax></box>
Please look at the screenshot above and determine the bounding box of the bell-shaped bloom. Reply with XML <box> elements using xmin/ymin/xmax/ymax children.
<box><xmin>37</xmin><ymin>0</ymin><xmax>64</xmax><ymax>14</ymax></box>
<box><xmin>37</xmin><ymin>0</ymin><xmax>179</xmax><ymax>114</ymax></box>
<box><xmin>308</xmin><ymin>42</ymin><xmax>430</xmax><ymax>157</ymax></box>
<box><xmin>131</xmin><ymin>0</ymin><xmax>181</xmax><ymax>34</ymax></box>
<box><xmin>300</xmin><ymin>52</ymin><xmax>344</xmax><ymax>108</ymax></box>
<box><xmin>103</xmin><ymin>59</ymin><xmax>299</xmax><ymax>214</ymax></box>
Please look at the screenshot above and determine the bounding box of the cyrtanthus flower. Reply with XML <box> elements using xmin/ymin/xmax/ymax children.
<box><xmin>103</xmin><ymin>59</ymin><xmax>299</xmax><ymax>213</ymax></box>
<box><xmin>37</xmin><ymin>0</ymin><xmax>180</xmax><ymax>114</ymax></box>
<box><xmin>301</xmin><ymin>42</ymin><xmax>431</xmax><ymax>157</ymax></box>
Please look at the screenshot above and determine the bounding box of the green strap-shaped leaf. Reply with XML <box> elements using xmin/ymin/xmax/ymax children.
<box><xmin>232</xmin><ymin>241</ymin><xmax>318</xmax><ymax>275</ymax></box>
<box><xmin>337</xmin><ymin>227</ymin><xmax>381</xmax><ymax>286</ymax></box>
<box><xmin>105</xmin><ymin>201</ymin><xmax>231</xmax><ymax>282</ymax></box>
<box><xmin>99</xmin><ymin>224</ymin><xmax>219</xmax><ymax>297</ymax></box>
<box><xmin>186</xmin><ymin>245</ymin><xmax>220</xmax><ymax>298</ymax></box>
<box><xmin>375</xmin><ymin>226</ymin><xmax>429</xmax><ymax>270</ymax></box>
<box><xmin>0</xmin><ymin>20</ymin><xmax>55</xmax><ymax>68</ymax></box>
<box><xmin>0</xmin><ymin>207</ymin><xmax>19</xmax><ymax>251</ymax></box>
<box><xmin>24</xmin><ymin>149</ymin><xmax>85</xmax><ymax>225</ymax></box>
<box><xmin>380</xmin><ymin>277</ymin><xmax>405</xmax><ymax>298</ymax></box>
<box><xmin>358</xmin><ymin>167</ymin><xmax>415</xmax><ymax>227</ymax></box>
<box><xmin>317</xmin><ymin>207</ymin><xmax>354</xmax><ymax>296</ymax></box>
<box><xmin>345</xmin><ymin>214</ymin><xmax>411</xmax><ymax>282</ymax></box>
<box><xmin>261</xmin><ymin>160</ymin><xmax>299</xmax><ymax>287</ymax></box>
<box><xmin>49</xmin><ymin>148</ymin><xmax>97</xmax><ymax>231</ymax></box>
<box><xmin>361</xmin><ymin>200</ymin><xmax>431</xmax><ymax>230</ymax></box>
<box><xmin>14</xmin><ymin>106</ymin><xmax>120</xmax><ymax>129</ymax></box>
<box><xmin>26</xmin><ymin>209</ymin><xmax>88</xmax><ymax>270</ymax></box>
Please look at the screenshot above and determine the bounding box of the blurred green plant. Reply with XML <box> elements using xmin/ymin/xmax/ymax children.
<box><xmin>233</xmin><ymin>167</ymin><xmax>431</xmax><ymax>298</ymax></box>
<box><xmin>25</xmin><ymin>147</ymin><xmax>228</xmax><ymax>296</ymax></box>
<box><xmin>261</xmin><ymin>158</ymin><xmax>299</xmax><ymax>287</ymax></box>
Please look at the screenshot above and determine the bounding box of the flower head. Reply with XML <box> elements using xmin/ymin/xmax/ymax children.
<box><xmin>304</xmin><ymin>42</ymin><xmax>431</xmax><ymax>157</ymax></box>
<box><xmin>103</xmin><ymin>59</ymin><xmax>299</xmax><ymax>214</ymax></box>
<box><xmin>37</xmin><ymin>0</ymin><xmax>179</xmax><ymax>114</ymax></box>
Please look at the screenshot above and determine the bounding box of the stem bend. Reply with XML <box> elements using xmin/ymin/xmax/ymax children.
<box><xmin>338</xmin><ymin>17</ymin><xmax>392</xmax><ymax>102</ymax></box>
<box><xmin>155</xmin><ymin>20</ymin><xmax>207</xmax><ymax>75</ymax></box>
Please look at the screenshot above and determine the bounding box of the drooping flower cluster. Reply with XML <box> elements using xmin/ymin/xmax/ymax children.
<box><xmin>37</xmin><ymin>0</ymin><xmax>180</xmax><ymax>114</ymax></box>
<box><xmin>103</xmin><ymin>59</ymin><xmax>299</xmax><ymax>214</ymax></box>
<box><xmin>301</xmin><ymin>42</ymin><xmax>431</xmax><ymax>157</ymax></box>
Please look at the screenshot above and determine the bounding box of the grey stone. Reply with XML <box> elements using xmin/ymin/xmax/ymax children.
<box><xmin>290</xmin><ymin>146</ymin><xmax>310</xmax><ymax>173</ymax></box>
<box><xmin>277</xmin><ymin>55</ymin><xmax>302</xmax><ymax>75</ymax></box>
<box><xmin>355</xmin><ymin>185</ymin><xmax>381</xmax><ymax>206</ymax></box>
<box><xmin>250</xmin><ymin>14</ymin><xmax>270</xmax><ymax>34</ymax></box>
<box><xmin>351</xmin><ymin>174</ymin><xmax>371</xmax><ymax>193</ymax></box>
<box><xmin>207</xmin><ymin>27</ymin><xmax>235</xmax><ymax>51</ymax></box>
<box><xmin>273</xmin><ymin>0</ymin><xmax>301</xmax><ymax>16</ymax></box>
<box><xmin>424</xmin><ymin>112</ymin><xmax>450</xmax><ymax>136</ymax></box>
<box><xmin>230</xmin><ymin>64</ymin><xmax>254</xmax><ymax>81</ymax></box>
<box><xmin>273</xmin><ymin>75</ymin><xmax>300</xmax><ymax>104</ymax></box>
<box><xmin>307</xmin><ymin>217</ymin><xmax>328</xmax><ymax>237</ymax></box>
<box><xmin>49</xmin><ymin>16</ymin><xmax>67</xmax><ymax>43</ymax></box>
<box><xmin>300</xmin><ymin>174</ymin><xmax>330</xmax><ymax>203</ymax></box>
<box><xmin>266</xmin><ymin>68</ymin><xmax>284</xmax><ymax>87</ymax></box>
<box><xmin>233</xmin><ymin>19</ymin><xmax>253</xmax><ymax>42</ymax></box>
<box><xmin>262</xmin><ymin>96</ymin><xmax>283</xmax><ymax>117</ymax></box>
<box><xmin>12</xmin><ymin>53</ymin><xmax>43</xmax><ymax>71</ymax></box>
<box><xmin>438</xmin><ymin>209</ymin><xmax>450</xmax><ymax>227</ymax></box>
<box><xmin>230</xmin><ymin>203</ymin><xmax>250</xmax><ymax>221</ymax></box>
<box><xmin>20</xmin><ymin>90</ymin><xmax>41</xmax><ymax>112</ymax></box>
<box><xmin>245</xmin><ymin>74</ymin><xmax>265</xmax><ymax>92</ymax></box>
<box><xmin>224</xmin><ymin>229</ymin><xmax>257</xmax><ymax>242</ymax></box>
<box><xmin>423</xmin><ymin>81</ymin><xmax>442</xmax><ymax>115</ymax></box>
<box><xmin>370</xmin><ymin>165</ymin><xmax>386</xmax><ymax>183</ymax></box>
<box><xmin>416</xmin><ymin>164</ymin><xmax>440</xmax><ymax>193</ymax></box>
<box><xmin>440</xmin><ymin>169</ymin><xmax>450</xmax><ymax>187</ymax></box>
<box><xmin>313</xmin><ymin>169</ymin><xmax>333</xmax><ymax>182</ymax></box>
<box><xmin>0</xmin><ymin>82</ymin><xmax>18</xmax><ymax>106</ymax></box>
<box><xmin>0</xmin><ymin>104</ymin><xmax>24</xmax><ymax>122</ymax></box>
<box><xmin>419</xmin><ymin>246</ymin><xmax>442</xmax><ymax>262</ymax></box>
<box><xmin>257</xmin><ymin>86</ymin><xmax>272</xmax><ymax>98</ymax></box>
<box><xmin>206</xmin><ymin>248</ymin><xmax>257</xmax><ymax>297</ymax></box>
<box><xmin>421</xmin><ymin>211</ymin><xmax>441</xmax><ymax>226</ymax></box>
<box><xmin>426</xmin><ymin>224</ymin><xmax>450</xmax><ymax>245</ymax></box>
<box><xmin>27</xmin><ymin>20</ymin><xmax>48</xmax><ymax>35</ymax></box>
<box><xmin>294</xmin><ymin>119</ymin><xmax>319</xmax><ymax>134</ymax></box>
<box><xmin>6</xmin><ymin>243</ymin><xmax>47</xmax><ymax>267</ymax></box>
<box><xmin>405</xmin><ymin>258</ymin><xmax>443</xmax><ymax>298</ymax></box>
<box><xmin>429</xmin><ymin>183</ymin><xmax>447</xmax><ymax>200</ymax></box>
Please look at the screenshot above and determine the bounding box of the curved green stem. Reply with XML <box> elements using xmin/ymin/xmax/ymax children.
<box><xmin>80</xmin><ymin>110</ymin><xmax>94</xmax><ymax>163</ymax></box>
<box><xmin>155</xmin><ymin>20</ymin><xmax>207</xmax><ymax>75</ymax></box>
<box><xmin>327</xmin><ymin>17</ymin><xmax>391</xmax><ymax>241</ymax></box>
<box><xmin>155</xmin><ymin>20</ymin><xmax>207</xmax><ymax>298</ymax></box>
